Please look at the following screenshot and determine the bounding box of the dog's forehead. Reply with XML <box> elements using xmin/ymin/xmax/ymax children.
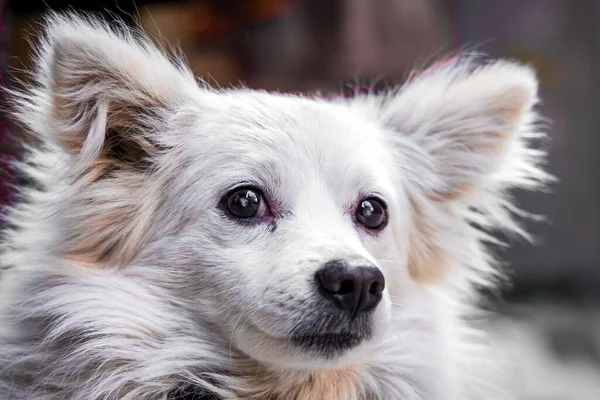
<box><xmin>182</xmin><ymin>91</ymin><xmax>395</xmax><ymax>199</ymax></box>
<box><xmin>195</xmin><ymin>91</ymin><xmax>391</xmax><ymax>174</ymax></box>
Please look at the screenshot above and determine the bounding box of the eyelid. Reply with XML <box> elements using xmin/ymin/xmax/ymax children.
<box><xmin>224</xmin><ymin>181</ymin><xmax>263</xmax><ymax>194</ymax></box>
<box><xmin>361</xmin><ymin>192</ymin><xmax>388</xmax><ymax>208</ymax></box>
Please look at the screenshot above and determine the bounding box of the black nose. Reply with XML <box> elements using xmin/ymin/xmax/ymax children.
<box><xmin>316</xmin><ymin>260</ymin><xmax>385</xmax><ymax>317</ymax></box>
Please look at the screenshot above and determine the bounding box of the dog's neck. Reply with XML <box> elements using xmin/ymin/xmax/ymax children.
<box><xmin>167</xmin><ymin>366</ymin><xmax>370</xmax><ymax>400</ymax></box>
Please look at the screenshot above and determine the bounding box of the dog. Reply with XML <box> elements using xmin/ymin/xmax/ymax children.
<box><xmin>0</xmin><ymin>12</ymin><xmax>550</xmax><ymax>400</ymax></box>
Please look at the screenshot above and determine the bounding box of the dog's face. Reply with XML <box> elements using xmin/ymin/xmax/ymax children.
<box><xmin>162</xmin><ymin>93</ymin><xmax>403</xmax><ymax>367</ymax></box>
<box><xmin>21</xmin><ymin>15</ymin><xmax>543</xmax><ymax>371</ymax></box>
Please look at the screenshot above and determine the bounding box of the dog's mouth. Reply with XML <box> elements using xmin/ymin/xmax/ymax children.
<box><xmin>242</xmin><ymin>318</ymin><xmax>373</xmax><ymax>358</ymax></box>
<box><xmin>290</xmin><ymin>332</ymin><xmax>366</xmax><ymax>354</ymax></box>
<box><xmin>287</xmin><ymin>317</ymin><xmax>375</xmax><ymax>357</ymax></box>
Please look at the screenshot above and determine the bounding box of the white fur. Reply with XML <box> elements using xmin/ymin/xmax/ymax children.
<box><xmin>0</xmin><ymin>12</ymin><xmax>550</xmax><ymax>400</ymax></box>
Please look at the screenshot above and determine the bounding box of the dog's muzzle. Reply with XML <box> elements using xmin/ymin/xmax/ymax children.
<box><xmin>289</xmin><ymin>259</ymin><xmax>385</xmax><ymax>356</ymax></box>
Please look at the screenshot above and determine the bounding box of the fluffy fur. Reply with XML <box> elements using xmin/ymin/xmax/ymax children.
<box><xmin>0</xmin><ymin>13</ymin><xmax>551</xmax><ymax>400</ymax></box>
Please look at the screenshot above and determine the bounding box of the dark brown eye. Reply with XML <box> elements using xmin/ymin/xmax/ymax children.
<box><xmin>226</xmin><ymin>187</ymin><xmax>266</xmax><ymax>219</ymax></box>
<box><xmin>355</xmin><ymin>198</ymin><xmax>387</xmax><ymax>230</ymax></box>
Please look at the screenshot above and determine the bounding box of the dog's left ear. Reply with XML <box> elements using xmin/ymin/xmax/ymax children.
<box><xmin>378</xmin><ymin>59</ymin><xmax>542</xmax><ymax>201</ymax></box>
<box><xmin>349</xmin><ymin>59</ymin><xmax>550</xmax><ymax>283</ymax></box>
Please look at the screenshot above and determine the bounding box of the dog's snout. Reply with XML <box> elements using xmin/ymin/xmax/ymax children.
<box><xmin>316</xmin><ymin>260</ymin><xmax>385</xmax><ymax>317</ymax></box>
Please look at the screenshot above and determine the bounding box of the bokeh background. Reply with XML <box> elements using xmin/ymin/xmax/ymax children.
<box><xmin>1</xmin><ymin>1</ymin><xmax>599</xmax><ymax>399</ymax></box>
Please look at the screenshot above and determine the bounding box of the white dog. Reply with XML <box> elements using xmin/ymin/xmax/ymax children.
<box><xmin>0</xmin><ymin>12</ymin><xmax>550</xmax><ymax>400</ymax></box>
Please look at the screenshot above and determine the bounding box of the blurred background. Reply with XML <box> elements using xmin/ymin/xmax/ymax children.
<box><xmin>0</xmin><ymin>0</ymin><xmax>599</xmax><ymax>398</ymax></box>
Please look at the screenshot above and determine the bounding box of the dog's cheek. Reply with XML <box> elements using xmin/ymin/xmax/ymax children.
<box><xmin>361</xmin><ymin>226</ymin><xmax>406</xmax><ymax>303</ymax></box>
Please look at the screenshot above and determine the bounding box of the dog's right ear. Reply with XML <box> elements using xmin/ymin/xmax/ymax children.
<box><xmin>15</xmin><ymin>13</ymin><xmax>198</xmax><ymax>168</ymax></box>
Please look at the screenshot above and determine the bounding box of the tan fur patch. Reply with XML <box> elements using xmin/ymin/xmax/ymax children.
<box><xmin>292</xmin><ymin>368</ymin><xmax>363</xmax><ymax>400</ymax></box>
<box><xmin>239</xmin><ymin>366</ymin><xmax>366</xmax><ymax>400</ymax></box>
<box><xmin>434</xmin><ymin>83</ymin><xmax>529</xmax><ymax>202</ymax></box>
<box><xmin>447</xmin><ymin>77</ymin><xmax>529</xmax><ymax>154</ymax></box>
<box><xmin>435</xmin><ymin>182</ymin><xmax>477</xmax><ymax>203</ymax></box>
<box><xmin>406</xmin><ymin>198</ymin><xmax>452</xmax><ymax>284</ymax></box>
<box><xmin>60</xmin><ymin>157</ymin><xmax>162</xmax><ymax>268</ymax></box>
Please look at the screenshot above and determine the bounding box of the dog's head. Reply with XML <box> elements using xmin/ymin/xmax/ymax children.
<box><xmin>16</xmin><ymin>14</ymin><xmax>547</xmax><ymax>371</ymax></box>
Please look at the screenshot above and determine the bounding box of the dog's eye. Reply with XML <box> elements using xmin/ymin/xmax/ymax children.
<box><xmin>225</xmin><ymin>187</ymin><xmax>267</xmax><ymax>219</ymax></box>
<box><xmin>355</xmin><ymin>198</ymin><xmax>387</xmax><ymax>230</ymax></box>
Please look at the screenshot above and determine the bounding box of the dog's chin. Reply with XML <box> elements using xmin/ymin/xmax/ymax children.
<box><xmin>234</xmin><ymin>326</ymin><xmax>371</xmax><ymax>369</ymax></box>
<box><xmin>289</xmin><ymin>332</ymin><xmax>365</xmax><ymax>355</ymax></box>
<box><xmin>232</xmin><ymin>317</ymin><xmax>388</xmax><ymax>370</ymax></box>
